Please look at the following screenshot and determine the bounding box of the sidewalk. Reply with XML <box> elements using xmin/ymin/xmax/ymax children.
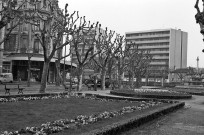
<box><xmin>0</xmin><ymin>83</ymin><xmax>113</xmax><ymax>97</ymax></box>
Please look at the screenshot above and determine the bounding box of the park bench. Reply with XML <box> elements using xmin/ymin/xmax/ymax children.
<box><xmin>64</xmin><ymin>81</ymin><xmax>77</xmax><ymax>91</ymax></box>
<box><xmin>3</xmin><ymin>83</ymin><xmax>25</xmax><ymax>95</ymax></box>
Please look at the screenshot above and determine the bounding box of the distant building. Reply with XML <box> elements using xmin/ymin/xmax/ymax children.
<box><xmin>125</xmin><ymin>28</ymin><xmax>188</xmax><ymax>82</ymax></box>
<box><xmin>70</xmin><ymin>28</ymin><xmax>103</xmax><ymax>67</ymax></box>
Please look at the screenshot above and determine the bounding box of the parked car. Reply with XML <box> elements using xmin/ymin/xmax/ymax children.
<box><xmin>86</xmin><ymin>73</ymin><xmax>111</xmax><ymax>88</ymax></box>
<box><xmin>0</xmin><ymin>73</ymin><xmax>13</xmax><ymax>83</ymax></box>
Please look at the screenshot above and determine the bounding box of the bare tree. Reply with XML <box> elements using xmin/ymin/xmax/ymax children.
<box><xmin>115</xmin><ymin>38</ymin><xmax>131</xmax><ymax>90</ymax></box>
<box><xmin>158</xmin><ymin>65</ymin><xmax>169</xmax><ymax>87</ymax></box>
<box><xmin>106</xmin><ymin>55</ymin><xmax>117</xmax><ymax>87</ymax></box>
<box><xmin>0</xmin><ymin>0</ymin><xmax>28</xmax><ymax>45</ymax></box>
<box><xmin>71</xmin><ymin>18</ymin><xmax>101</xmax><ymax>91</ymax></box>
<box><xmin>19</xmin><ymin>47</ymin><xmax>43</xmax><ymax>87</ymax></box>
<box><xmin>54</xmin><ymin>44</ymin><xmax>71</xmax><ymax>90</ymax></box>
<box><xmin>93</xmin><ymin>28</ymin><xmax>120</xmax><ymax>90</ymax></box>
<box><xmin>170</xmin><ymin>68</ymin><xmax>192</xmax><ymax>83</ymax></box>
<box><xmin>128</xmin><ymin>47</ymin><xmax>152</xmax><ymax>89</ymax></box>
<box><xmin>195</xmin><ymin>0</ymin><xmax>204</xmax><ymax>52</ymax></box>
<box><xmin>26</xmin><ymin>2</ymin><xmax>78</xmax><ymax>93</ymax></box>
<box><xmin>86</xmin><ymin>59</ymin><xmax>100</xmax><ymax>91</ymax></box>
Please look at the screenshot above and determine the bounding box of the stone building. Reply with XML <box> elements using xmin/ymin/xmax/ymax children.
<box><xmin>0</xmin><ymin>0</ymin><xmax>76</xmax><ymax>82</ymax></box>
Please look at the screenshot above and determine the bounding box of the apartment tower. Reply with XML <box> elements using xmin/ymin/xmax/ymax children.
<box><xmin>125</xmin><ymin>28</ymin><xmax>188</xmax><ymax>82</ymax></box>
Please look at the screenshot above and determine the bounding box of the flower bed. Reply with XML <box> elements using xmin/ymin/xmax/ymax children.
<box><xmin>167</xmin><ymin>87</ymin><xmax>204</xmax><ymax>96</ymax></box>
<box><xmin>0</xmin><ymin>94</ymin><xmax>172</xmax><ymax>135</ymax></box>
<box><xmin>82</xmin><ymin>102</ymin><xmax>185</xmax><ymax>135</ymax></box>
<box><xmin>110</xmin><ymin>89</ymin><xmax>192</xmax><ymax>99</ymax></box>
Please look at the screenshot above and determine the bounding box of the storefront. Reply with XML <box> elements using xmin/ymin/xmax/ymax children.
<box><xmin>4</xmin><ymin>53</ymin><xmax>77</xmax><ymax>82</ymax></box>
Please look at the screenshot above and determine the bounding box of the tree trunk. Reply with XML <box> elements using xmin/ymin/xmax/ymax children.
<box><xmin>130</xmin><ymin>73</ymin><xmax>134</xmax><ymax>90</ymax></box>
<box><xmin>161</xmin><ymin>74</ymin><xmax>164</xmax><ymax>87</ymax></box>
<box><xmin>101</xmin><ymin>67</ymin><xmax>106</xmax><ymax>90</ymax></box>
<box><xmin>55</xmin><ymin>60</ymin><xmax>61</xmax><ymax>86</ymax></box>
<box><xmin>56</xmin><ymin>66</ymin><xmax>70</xmax><ymax>92</ymax></box>
<box><xmin>118</xmin><ymin>70</ymin><xmax>123</xmax><ymax>90</ymax></box>
<box><xmin>27</xmin><ymin>60</ymin><xmax>31</xmax><ymax>87</ymax></box>
<box><xmin>77</xmin><ymin>65</ymin><xmax>83</xmax><ymax>91</ymax></box>
<box><xmin>135</xmin><ymin>75</ymin><xmax>141</xmax><ymax>88</ymax></box>
<box><xmin>145</xmin><ymin>74</ymin><xmax>149</xmax><ymax>86</ymax></box>
<box><xmin>93</xmin><ymin>76</ymin><xmax>97</xmax><ymax>91</ymax></box>
<box><xmin>39</xmin><ymin>61</ymin><xmax>50</xmax><ymax>93</ymax></box>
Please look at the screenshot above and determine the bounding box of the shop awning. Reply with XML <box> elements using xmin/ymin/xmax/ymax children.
<box><xmin>6</xmin><ymin>54</ymin><xmax>77</xmax><ymax>67</ymax></box>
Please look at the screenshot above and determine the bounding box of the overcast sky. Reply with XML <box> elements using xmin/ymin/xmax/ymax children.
<box><xmin>59</xmin><ymin>0</ymin><xmax>204</xmax><ymax>68</ymax></box>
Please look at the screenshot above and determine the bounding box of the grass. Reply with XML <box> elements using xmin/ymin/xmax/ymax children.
<box><xmin>0</xmin><ymin>96</ymin><xmax>168</xmax><ymax>134</ymax></box>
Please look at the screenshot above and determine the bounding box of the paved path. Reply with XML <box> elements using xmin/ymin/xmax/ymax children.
<box><xmin>0</xmin><ymin>83</ymin><xmax>112</xmax><ymax>96</ymax></box>
<box><xmin>121</xmin><ymin>95</ymin><xmax>204</xmax><ymax>135</ymax></box>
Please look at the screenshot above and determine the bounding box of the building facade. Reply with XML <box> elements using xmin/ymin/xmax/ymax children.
<box><xmin>1</xmin><ymin>0</ymin><xmax>76</xmax><ymax>82</ymax></box>
<box><xmin>125</xmin><ymin>28</ymin><xmax>188</xmax><ymax>82</ymax></box>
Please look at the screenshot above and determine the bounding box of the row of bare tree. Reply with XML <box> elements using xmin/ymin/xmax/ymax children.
<box><xmin>0</xmin><ymin>0</ymin><xmax>152</xmax><ymax>93</ymax></box>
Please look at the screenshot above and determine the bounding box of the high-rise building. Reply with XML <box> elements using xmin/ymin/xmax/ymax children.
<box><xmin>125</xmin><ymin>28</ymin><xmax>188</xmax><ymax>82</ymax></box>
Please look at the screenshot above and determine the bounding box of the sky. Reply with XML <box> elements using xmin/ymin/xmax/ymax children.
<box><xmin>59</xmin><ymin>0</ymin><xmax>204</xmax><ymax>68</ymax></box>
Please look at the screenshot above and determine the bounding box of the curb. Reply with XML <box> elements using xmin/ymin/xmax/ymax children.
<box><xmin>0</xmin><ymin>92</ymin><xmax>69</xmax><ymax>98</ymax></box>
<box><xmin>110</xmin><ymin>90</ymin><xmax>192</xmax><ymax>99</ymax></box>
<box><xmin>81</xmin><ymin>101</ymin><xmax>185</xmax><ymax>135</ymax></box>
<box><xmin>182</xmin><ymin>92</ymin><xmax>204</xmax><ymax>96</ymax></box>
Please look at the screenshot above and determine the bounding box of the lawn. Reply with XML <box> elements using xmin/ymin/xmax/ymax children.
<box><xmin>0</xmin><ymin>95</ymin><xmax>170</xmax><ymax>134</ymax></box>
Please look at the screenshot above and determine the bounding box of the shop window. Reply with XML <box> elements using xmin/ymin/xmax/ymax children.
<box><xmin>2</xmin><ymin>62</ymin><xmax>11</xmax><ymax>73</ymax></box>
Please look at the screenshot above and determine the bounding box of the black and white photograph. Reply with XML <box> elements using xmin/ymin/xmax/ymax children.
<box><xmin>0</xmin><ymin>0</ymin><xmax>204</xmax><ymax>134</ymax></box>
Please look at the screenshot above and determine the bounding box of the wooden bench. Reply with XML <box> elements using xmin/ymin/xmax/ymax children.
<box><xmin>64</xmin><ymin>82</ymin><xmax>77</xmax><ymax>91</ymax></box>
<box><xmin>3</xmin><ymin>83</ymin><xmax>25</xmax><ymax>95</ymax></box>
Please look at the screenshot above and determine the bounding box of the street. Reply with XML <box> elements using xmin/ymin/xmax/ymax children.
<box><xmin>121</xmin><ymin>95</ymin><xmax>204</xmax><ymax>135</ymax></box>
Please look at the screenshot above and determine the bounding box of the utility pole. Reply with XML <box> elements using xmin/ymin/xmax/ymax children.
<box><xmin>196</xmin><ymin>56</ymin><xmax>199</xmax><ymax>73</ymax></box>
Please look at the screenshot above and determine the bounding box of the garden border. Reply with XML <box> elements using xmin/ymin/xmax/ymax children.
<box><xmin>81</xmin><ymin>101</ymin><xmax>185</xmax><ymax>135</ymax></box>
<box><xmin>110</xmin><ymin>90</ymin><xmax>192</xmax><ymax>99</ymax></box>
<box><xmin>0</xmin><ymin>91</ymin><xmax>185</xmax><ymax>135</ymax></box>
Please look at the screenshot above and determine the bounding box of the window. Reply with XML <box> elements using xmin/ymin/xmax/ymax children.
<box><xmin>21</xmin><ymin>24</ymin><xmax>27</xmax><ymax>31</ymax></box>
<box><xmin>43</xmin><ymin>0</ymin><xmax>47</xmax><ymax>7</ymax></box>
<box><xmin>20</xmin><ymin>36</ymin><xmax>28</xmax><ymax>53</ymax></box>
<box><xmin>3</xmin><ymin>62</ymin><xmax>11</xmax><ymax>73</ymax></box>
<box><xmin>36</xmin><ymin>0</ymin><xmax>41</xmax><ymax>9</ymax></box>
<box><xmin>4</xmin><ymin>34</ymin><xmax>16</xmax><ymax>52</ymax></box>
<box><xmin>33</xmin><ymin>40</ymin><xmax>40</xmax><ymax>53</ymax></box>
<box><xmin>32</xmin><ymin>20</ymin><xmax>40</xmax><ymax>31</ymax></box>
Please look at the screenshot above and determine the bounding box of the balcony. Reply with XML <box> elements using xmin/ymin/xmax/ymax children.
<box><xmin>152</xmin><ymin>56</ymin><xmax>169</xmax><ymax>59</ymax></box>
<box><xmin>126</xmin><ymin>34</ymin><xmax>170</xmax><ymax>39</ymax></box>
<box><xmin>149</xmin><ymin>50</ymin><xmax>169</xmax><ymax>54</ymax></box>
<box><xmin>150</xmin><ymin>61</ymin><xmax>168</xmax><ymax>65</ymax></box>
<box><xmin>139</xmin><ymin>45</ymin><xmax>169</xmax><ymax>49</ymax></box>
<box><xmin>132</xmin><ymin>39</ymin><xmax>170</xmax><ymax>44</ymax></box>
